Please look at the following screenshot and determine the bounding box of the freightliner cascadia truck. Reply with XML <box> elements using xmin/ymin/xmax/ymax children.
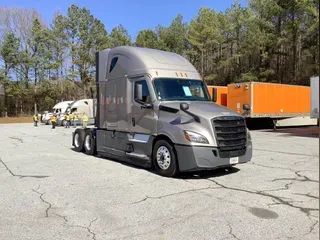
<box><xmin>71</xmin><ymin>46</ymin><xmax>252</xmax><ymax>177</ymax></box>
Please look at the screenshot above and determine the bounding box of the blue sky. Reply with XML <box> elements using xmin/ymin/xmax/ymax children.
<box><xmin>1</xmin><ymin>0</ymin><xmax>248</xmax><ymax>40</ymax></box>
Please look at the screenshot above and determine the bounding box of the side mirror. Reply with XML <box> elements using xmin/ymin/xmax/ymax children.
<box><xmin>243</xmin><ymin>104</ymin><xmax>250</xmax><ymax>111</ymax></box>
<box><xmin>180</xmin><ymin>102</ymin><xmax>189</xmax><ymax>111</ymax></box>
<box><xmin>135</xmin><ymin>84</ymin><xmax>143</xmax><ymax>101</ymax></box>
<box><xmin>212</xmin><ymin>88</ymin><xmax>217</xmax><ymax>102</ymax></box>
<box><xmin>141</xmin><ymin>103</ymin><xmax>153</xmax><ymax>109</ymax></box>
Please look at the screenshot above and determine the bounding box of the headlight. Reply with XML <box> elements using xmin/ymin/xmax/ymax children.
<box><xmin>184</xmin><ymin>130</ymin><xmax>209</xmax><ymax>144</ymax></box>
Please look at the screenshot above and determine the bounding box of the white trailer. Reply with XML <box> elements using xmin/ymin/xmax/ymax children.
<box><xmin>41</xmin><ymin>101</ymin><xmax>73</xmax><ymax>125</ymax></box>
<box><xmin>58</xmin><ymin>99</ymin><xmax>96</xmax><ymax>126</ymax></box>
<box><xmin>310</xmin><ymin>76</ymin><xmax>319</xmax><ymax>120</ymax></box>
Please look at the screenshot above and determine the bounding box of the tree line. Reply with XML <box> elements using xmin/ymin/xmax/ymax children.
<box><xmin>0</xmin><ymin>0</ymin><xmax>319</xmax><ymax>116</ymax></box>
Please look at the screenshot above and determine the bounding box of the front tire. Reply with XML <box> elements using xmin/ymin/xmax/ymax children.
<box><xmin>153</xmin><ymin>140</ymin><xmax>178</xmax><ymax>177</ymax></box>
<box><xmin>83</xmin><ymin>129</ymin><xmax>96</xmax><ymax>155</ymax></box>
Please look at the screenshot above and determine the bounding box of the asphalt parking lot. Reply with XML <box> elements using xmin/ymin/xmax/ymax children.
<box><xmin>0</xmin><ymin>123</ymin><xmax>319</xmax><ymax>240</ymax></box>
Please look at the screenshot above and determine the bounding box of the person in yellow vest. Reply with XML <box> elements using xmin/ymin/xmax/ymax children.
<box><xmin>82</xmin><ymin>112</ymin><xmax>88</xmax><ymax>128</ymax></box>
<box><xmin>73</xmin><ymin>112</ymin><xmax>78</xmax><ymax>128</ymax></box>
<box><xmin>50</xmin><ymin>114</ymin><xmax>57</xmax><ymax>129</ymax></box>
<box><xmin>65</xmin><ymin>113</ymin><xmax>71</xmax><ymax>128</ymax></box>
<box><xmin>33</xmin><ymin>114</ymin><xmax>39</xmax><ymax>127</ymax></box>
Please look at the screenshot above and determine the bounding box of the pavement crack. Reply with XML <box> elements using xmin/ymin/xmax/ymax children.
<box><xmin>293</xmin><ymin>193</ymin><xmax>319</xmax><ymax>200</ymax></box>
<box><xmin>87</xmin><ymin>218</ymin><xmax>98</xmax><ymax>240</ymax></box>
<box><xmin>32</xmin><ymin>186</ymin><xmax>52</xmax><ymax>218</ymax></box>
<box><xmin>130</xmin><ymin>186</ymin><xmax>217</xmax><ymax>204</ymax></box>
<box><xmin>53</xmin><ymin>213</ymin><xmax>69</xmax><ymax>224</ymax></box>
<box><xmin>271</xmin><ymin>172</ymin><xmax>319</xmax><ymax>185</ymax></box>
<box><xmin>254</xmin><ymin>148</ymin><xmax>316</xmax><ymax>157</ymax></box>
<box><xmin>295</xmin><ymin>171</ymin><xmax>319</xmax><ymax>183</ymax></box>
<box><xmin>264</xmin><ymin>181</ymin><xmax>295</xmax><ymax>192</ymax></box>
<box><xmin>205</xmin><ymin>178</ymin><xmax>319</xmax><ymax>217</ymax></box>
<box><xmin>272</xmin><ymin>177</ymin><xmax>318</xmax><ymax>184</ymax></box>
<box><xmin>228</xmin><ymin>223</ymin><xmax>240</xmax><ymax>240</ymax></box>
<box><xmin>307</xmin><ymin>220</ymin><xmax>318</xmax><ymax>235</ymax></box>
<box><xmin>0</xmin><ymin>157</ymin><xmax>49</xmax><ymax>179</ymax></box>
<box><xmin>63</xmin><ymin>218</ymin><xmax>98</xmax><ymax>240</ymax></box>
<box><xmin>248</xmin><ymin>162</ymin><xmax>295</xmax><ymax>171</ymax></box>
<box><xmin>9</xmin><ymin>136</ymin><xmax>23</xmax><ymax>143</ymax></box>
<box><xmin>0</xmin><ymin>157</ymin><xmax>16</xmax><ymax>177</ymax></box>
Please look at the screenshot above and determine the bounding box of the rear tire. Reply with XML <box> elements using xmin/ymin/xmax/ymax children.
<box><xmin>83</xmin><ymin>129</ymin><xmax>96</xmax><ymax>155</ymax></box>
<box><xmin>153</xmin><ymin>140</ymin><xmax>178</xmax><ymax>177</ymax></box>
<box><xmin>73</xmin><ymin>129</ymin><xmax>85</xmax><ymax>152</ymax></box>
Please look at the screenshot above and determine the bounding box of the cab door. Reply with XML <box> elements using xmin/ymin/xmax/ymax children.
<box><xmin>131</xmin><ymin>78</ymin><xmax>156</xmax><ymax>135</ymax></box>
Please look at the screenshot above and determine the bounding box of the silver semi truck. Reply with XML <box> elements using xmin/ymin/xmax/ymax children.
<box><xmin>72</xmin><ymin>46</ymin><xmax>252</xmax><ymax>177</ymax></box>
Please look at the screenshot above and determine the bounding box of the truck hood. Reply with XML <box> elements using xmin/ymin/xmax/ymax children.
<box><xmin>159</xmin><ymin>101</ymin><xmax>241</xmax><ymax>119</ymax></box>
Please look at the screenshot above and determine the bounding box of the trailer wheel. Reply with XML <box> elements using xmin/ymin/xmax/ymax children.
<box><xmin>83</xmin><ymin>129</ymin><xmax>96</xmax><ymax>155</ymax></box>
<box><xmin>73</xmin><ymin>129</ymin><xmax>85</xmax><ymax>152</ymax></box>
<box><xmin>153</xmin><ymin>140</ymin><xmax>178</xmax><ymax>177</ymax></box>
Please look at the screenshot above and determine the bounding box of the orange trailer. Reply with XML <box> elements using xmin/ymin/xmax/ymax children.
<box><xmin>227</xmin><ymin>82</ymin><xmax>310</xmax><ymax>121</ymax></box>
<box><xmin>207</xmin><ymin>85</ymin><xmax>228</xmax><ymax>107</ymax></box>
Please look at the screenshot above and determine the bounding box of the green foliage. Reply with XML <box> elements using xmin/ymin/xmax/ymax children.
<box><xmin>65</xmin><ymin>4</ymin><xmax>111</xmax><ymax>97</ymax></box>
<box><xmin>156</xmin><ymin>14</ymin><xmax>188</xmax><ymax>54</ymax></box>
<box><xmin>110</xmin><ymin>24</ymin><xmax>131</xmax><ymax>47</ymax></box>
<box><xmin>239</xmin><ymin>72</ymin><xmax>258</xmax><ymax>82</ymax></box>
<box><xmin>0</xmin><ymin>1</ymin><xmax>319</xmax><ymax>115</ymax></box>
<box><xmin>135</xmin><ymin>29</ymin><xmax>160</xmax><ymax>49</ymax></box>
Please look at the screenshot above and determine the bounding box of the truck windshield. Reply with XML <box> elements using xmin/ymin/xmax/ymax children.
<box><xmin>153</xmin><ymin>78</ymin><xmax>211</xmax><ymax>101</ymax></box>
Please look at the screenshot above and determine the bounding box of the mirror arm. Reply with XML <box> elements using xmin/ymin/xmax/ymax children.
<box><xmin>181</xmin><ymin>109</ymin><xmax>201</xmax><ymax>123</ymax></box>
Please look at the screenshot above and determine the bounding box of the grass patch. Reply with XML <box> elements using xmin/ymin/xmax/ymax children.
<box><xmin>0</xmin><ymin>116</ymin><xmax>34</xmax><ymax>124</ymax></box>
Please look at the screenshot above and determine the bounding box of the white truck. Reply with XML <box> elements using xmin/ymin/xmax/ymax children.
<box><xmin>310</xmin><ymin>76</ymin><xmax>319</xmax><ymax>120</ymax></box>
<box><xmin>41</xmin><ymin>101</ymin><xmax>73</xmax><ymax>125</ymax></box>
<box><xmin>71</xmin><ymin>46</ymin><xmax>252</xmax><ymax>177</ymax></box>
<box><xmin>57</xmin><ymin>99</ymin><xmax>96</xmax><ymax>126</ymax></box>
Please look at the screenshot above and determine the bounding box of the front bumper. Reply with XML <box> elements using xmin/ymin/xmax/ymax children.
<box><xmin>175</xmin><ymin>141</ymin><xmax>252</xmax><ymax>172</ymax></box>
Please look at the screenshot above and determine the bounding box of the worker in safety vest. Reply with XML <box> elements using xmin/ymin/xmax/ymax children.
<box><xmin>50</xmin><ymin>114</ymin><xmax>57</xmax><ymax>129</ymax></box>
<box><xmin>73</xmin><ymin>112</ymin><xmax>78</xmax><ymax>128</ymax></box>
<box><xmin>82</xmin><ymin>112</ymin><xmax>88</xmax><ymax>128</ymax></box>
<box><xmin>33</xmin><ymin>114</ymin><xmax>39</xmax><ymax>127</ymax></box>
<box><xmin>65</xmin><ymin>113</ymin><xmax>71</xmax><ymax>128</ymax></box>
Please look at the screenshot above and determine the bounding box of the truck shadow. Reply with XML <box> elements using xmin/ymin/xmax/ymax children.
<box><xmin>261</xmin><ymin>126</ymin><xmax>319</xmax><ymax>138</ymax></box>
<box><xmin>71</xmin><ymin>148</ymin><xmax>240</xmax><ymax>179</ymax></box>
<box><xmin>176</xmin><ymin>167</ymin><xmax>240</xmax><ymax>179</ymax></box>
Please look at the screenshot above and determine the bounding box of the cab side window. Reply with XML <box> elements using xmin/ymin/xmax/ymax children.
<box><xmin>134</xmin><ymin>80</ymin><xmax>151</xmax><ymax>104</ymax></box>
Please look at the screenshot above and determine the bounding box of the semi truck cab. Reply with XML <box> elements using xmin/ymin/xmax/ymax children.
<box><xmin>72</xmin><ymin>46</ymin><xmax>252</xmax><ymax>177</ymax></box>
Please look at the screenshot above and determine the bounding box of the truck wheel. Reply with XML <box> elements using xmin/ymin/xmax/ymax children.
<box><xmin>73</xmin><ymin>129</ymin><xmax>85</xmax><ymax>152</ymax></box>
<box><xmin>48</xmin><ymin>119</ymin><xmax>51</xmax><ymax>125</ymax></box>
<box><xmin>153</xmin><ymin>140</ymin><xmax>178</xmax><ymax>177</ymax></box>
<box><xmin>83</xmin><ymin>129</ymin><xmax>96</xmax><ymax>155</ymax></box>
<box><xmin>61</xmin><ymin>120</ymin><xmax>66</xmax><ymax>126</ymax></box>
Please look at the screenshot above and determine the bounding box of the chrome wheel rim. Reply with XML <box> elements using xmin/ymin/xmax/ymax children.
<box><xmin>74</xmin><ymin>133</ymin><xmax>80</xmax><ymax>147</ymax></box>
<box><xmin>85</xmin><ymin>135</ymin><xmax>91</xmax><ymax>151</ymax></box>
<box><xmin>156</xmin><ymin>146</ymin><xmax>171</xmax><ymax>170</ymax></box>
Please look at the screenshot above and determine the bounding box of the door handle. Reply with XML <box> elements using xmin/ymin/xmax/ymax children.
<box><xmin>132</xmin><ymin>117</ymin><xmax>135</xmax><ymax>126</ymax></box>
